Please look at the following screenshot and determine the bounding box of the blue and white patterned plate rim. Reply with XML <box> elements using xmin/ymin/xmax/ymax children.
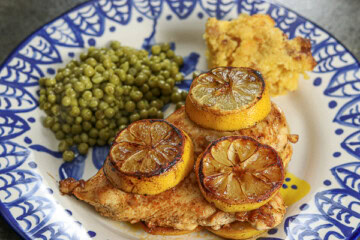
<box><xmin>0</xmin><ymin>0</ymin><xmax>360</xmax><ymax>239</ymax></box>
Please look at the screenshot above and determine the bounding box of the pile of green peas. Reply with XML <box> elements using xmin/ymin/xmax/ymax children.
<box><xmin>39</xmin><ymin>41</ymin><xmax>187</xmax><ymax>162</ymax></box>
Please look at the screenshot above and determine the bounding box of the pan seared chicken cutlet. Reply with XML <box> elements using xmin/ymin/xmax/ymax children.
<box><xmin>60</xmin><ymin>102</ymin><xmax>296</xmax><ymax>232</ymax></box>
<box><xmin>168</xmin><ymin>103</ymin><xmax>295</xmax><ymax>167</ymax></box>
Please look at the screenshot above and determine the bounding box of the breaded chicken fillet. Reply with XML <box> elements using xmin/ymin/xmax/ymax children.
<box><xmin>60</xmin><ymin>102</ymin><xmax>296</xmax><ymax>231</ymax></box>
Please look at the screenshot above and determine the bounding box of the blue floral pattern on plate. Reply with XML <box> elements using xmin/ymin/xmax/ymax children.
<box><xmin>0</xmin><ymin>0</ymin><xmax>360</xmax><ymax>239</ymax></box>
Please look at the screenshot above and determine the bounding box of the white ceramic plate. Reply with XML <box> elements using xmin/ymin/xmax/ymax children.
<box><xmin>1</xmin><ymin>0</ymin><xmax>360</xmax><ymax>239</ymax></box>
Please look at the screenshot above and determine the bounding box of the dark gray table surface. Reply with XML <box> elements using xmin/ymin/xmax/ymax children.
<box><xmin>0</xmin><ymin>0</ymin><xmax>360</xmax><ymax>239</ymax></box>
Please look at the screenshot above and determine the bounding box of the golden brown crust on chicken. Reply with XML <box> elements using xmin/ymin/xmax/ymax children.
<box><xmin>60</xmin><ymin>169</ymin><xmax>286</xmax><ymax>231</ymax></box>
<box><xmin>167</xmin><ymin>102</ymin><xmax>293</xmax><ymax>167</ymax></box>
<box><xmin>59</xmin><ymin>102</ymin><xmax>294</xmax><ymax>232</ymax></box>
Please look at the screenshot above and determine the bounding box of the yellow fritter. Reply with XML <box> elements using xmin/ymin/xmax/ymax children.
<box><xmin>204</xmin><ymin>14</ymin><xmax>317</xmax><ymax>96</ymax></box>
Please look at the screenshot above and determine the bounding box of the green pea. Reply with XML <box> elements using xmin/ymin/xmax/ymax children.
<box><xmin>65</xmin><ymin>138</ymin><xmax>74</xmax><ymax>146</ymax></box>
<box><xmin>161</xmin><ymin>43</ymin><xmax>171</xmax><ymax>52</ymax></box>
<box><xmin>65</xmin><ymin>116</ymin><xmax>74</xmax><ymax>124</ymax></box>
<box><xmin>162</xmin><ymin>70</ymin><xmax>171</xmax><ymax>78</ymax></box>
<box><xmin>74</xmin><ymin>81</ymin><xmax>85</xmax><ymax>92</ymax></box>
<box><xmin>116</xmin><ymin>69</ymin><xmax>127</xmax><ymax>81</ymax></box>
<box><xmin>139</xmin><ymin>109</ymin><xmax>148</xmax><ymax>119</ymax></box>
<box><xmin>88</xmin><ymin>138</ymin><xmax>97</xmax><ymax>146</ymax></box>
<box><xmin>151</xmin><ymin>88</ymin><xmax>161</xmax><ymax>97</ymax></box>
<box><xmin>150</xmin><ymin>100</ymin><xmax>163</xmax><ymax>109</ymax></box>
<box><xmin>93</xmin><ymin>88</ymin><xmax>104</xmax><ymax>99</ymax></box>
<box><xmin>103</xmin><ymin>59</ymin><xmax>112</xmax><ymax>69</ymax></box>
<box><xmin>156</xmin><ymin>110</ymin><xmax>164</xmax><ymax>119</ymax></box>
<box><xmin>89</xmin><ymin>128</ymin><xmax>99</xmax><ymax>138</ymax></box>
<box><xmin>151</xmin><ymin>63</ymin><xmax>161</xmax><ymax>72</ymax></box>
<box><xmin>181</xmin><ymin>91</ymin><xmax>188</xmax><ymax>100</ymax></box>
<box><xmin>78</xmin><ymin>143</ymin><xmax>89</xmax><ymax>155</ymax></box>
<box><xmin>148</xmin><ymin>107</ymin><xmax>157</xmax><ymax>117</ymax></box>
<box><xmin>175</xmin><ymin>73</ymin><xmax>183</xmax><ymax>82</ymax></box>
<box><xmin>123</xmin><ymin>85</ymin><xmax>132</xmax><ymax>95</ymax></box>
<box><xmin>62</xmin><ymin>124</ymin><xmax>71</xmax><ymax>134</ymax></box>
<box><xmin>61</xmin><ymin>96</ymin><xmax>71</xmax><ymax>107</ymax></box>
<box><xmin>120</xmin><ymin>62</ymin><xmax>129</xmax><ymax>72</ymax></box>
<box><xmin>109</xmin><ymin>74</ymin><xmax>120</xmax><ymax>85</ymax></box>
<box><xmin>75</xmin><ymin>134</ymin><xmax>83</xmax><ymax>144</ymax></box>
<box><xmin>145</xmin><ymin>91</ymin><xmax>153</xmax><ymax>101</ymax></box>
<box><xmin>159</xmin><ymin>52</ymin><xmax>166</xmax><ymax>60</ymax></box>
<box><xmin>125</xmin><ymin>74</ymin><xmax>134</xmax><ymax>85</ymax></box>
<box><xmin>47</xmin><ymin>94</ymin><xmax>56</xmax><ymax>103</ymax></box>
<box><xmin>171</xmin><ymin>92</ymin><xmax>182</xmax><ymax>103</ymax></box>
<box><xmin>110</xmin><ymin>41</ymin><xmax>121</xmax><ymax>50</ymax></box>
<box><xmin>96</xmin><ymin>120</ymin><xmax>105</xmax><ymax>129</ymax></box>
<box><xmin>104</xmin><ymin>95</ymin><xmax>115</xmax><ymax>103</ymax></box>
<box><xmin>58</xmin><ymin>141</ymin><xmax>68</xmax><ymax>152</ymax></box>
<box><xmin>104</xmin><ymin>83</ymin><xmax>115</xmax><ymax>95</ymax></box>
<box><xmin>71</xmin><ymin>124</ymin><xmax>82</xmax><ymax>135</ymax></box>
<box><xmin>129</xmin><ymin>113</ymin><xmax>140</xmax><ymax>122</ymax></box>
<box><xmin>70</xmin><ymin>107</ymin><xmax>80</xmax><ymax>117</ymax></box>
<box><xmin>92</xmin><ymin>75</ymin><xmax>104</xmax><ymax>84</ymax></box>
<box><xmin>80</xmin><ymin>133</ymin><xmax>89</xmax><ymax>143</ymax></box>
<box><xmin>55</xmin><ymin>131</ymin><xmax>65</xmax><ymax>140</ymax></box>
<box><xmin>105</xmin><ymin>108</ymin><xmax>115</xmax><ymax>118</ymax></box>
<box><xmin>43</xmin><ymin>116</ymin><xmax>54</xmax><ymax>128</ymax></box>
<box><xmin>125</xmin><ymin>101</ymin><xmax>136</xmax><ymax>112</ymax></box>
<box><xmin>81</xmin><ymin>108</ymin><xmax>92</xmax><ymax>121</ymax></box>
<box><xmin>45</xmin><ymin>78</ymin><xmax>56</xmax><ymax>87</ymax></box>
<box><xmin>130</xmin><ymin>90</ymin><xmax>143</xmax><ymax>102</ymax></box>
<box><xmin>136</xmin><ymin>100</ymin><xmax>147</xmax><ymax>110</ymax></box>
<box><xmin>78</xmin><ymin>98</ymin><xmax>87</xmax><ymax>108</ymax></box>
<box><xmin>99</xmin><ymin>101</ymin><xmax>109</xmax><ymax>110</ymax></box>
<box><xmin>89</xmin><ymin>98</ymin><xmax>99</xmax><ymax>108</ymax></box>
<box><xmin>99</xmin><ymin>129</ymin><xmax>109</xmax><ymax>140</ymax></box>
<box><xmin>84</xmin><ymin>66</ymin><xmax>95</xmax><ymax>77</ymax></box>
<box><xmin>51</xmin><ymin>122</ymin><xmax>61</xmax><ymax>132</ymax></box>
<box><xmin>118</xmin><ymin>117</ymin><xmax>128</xmax><ymax>125</ymax></box>
<box><xmin>86</xmin><ymin>57</ymin><xmax>97</xmax><ymax>66</ymax></box>
<box><xmin>140</xmin><ymin>84</ymin><xmax>150</xmax><ymax>93</ymax></box>
<box><xmin>115</xmin><ymin>86</ymin><xmax>124</xmax><ymax>97</ymax></box>
<box><xmin>51</xmin><ymin>105</ymin><xmax>60</xmax><ymax>116</ymax></box>
<box><xmin>174</xmin><ymin>55</ymin><xmax>183</xmax><ymax>66</ymax></box>
<box><xmin>166</xmin><ymin>50</ymin><xmax>175</xmax><ymax>58</ymax></box>
<box><xmin>151</xmin><ymin>45</ymin><xmax>161</xmax><ymax>55</ymax></box>
<box><xmin>135</xmin><ymin>74</ymin><xmax>147</xmax><ymax>86</ymax></box>
<box><xmin>63</xmin><ymin>150</ymin><xmax>75</xmax><ymax>162</ymax></box>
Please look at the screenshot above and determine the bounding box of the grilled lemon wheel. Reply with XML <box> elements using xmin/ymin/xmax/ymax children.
<box><xmin>185</xmin><ymin>67</ymin><xmax>271</xmax><ymax>131</ymax></box>
<box><xmin>104</xmin><ymin>119</ymin><xmax>194</xmax><ymax>195</ymax></box>
<box><xmin>206</xmin><ymin>221</ymin><xmax>265</xmax><ymax>239</ymax></box>
<box><xmin>140</xmin><ymin>222</ymin><xmax>202</xmax><ymax>236</ymax></box>
<box><xmin>196</xmin><ymin>136</ymin><xmax>284</xmax><ymax>212</ymax></box>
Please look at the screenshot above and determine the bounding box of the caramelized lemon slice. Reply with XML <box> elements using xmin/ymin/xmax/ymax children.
<box><xmin>140</xmin><ymin>222</ymin><xmax>202</xmax><ymax>236</ymax></box>
<box><xmin>196</xmin><ymin>136</ymin><xmax>284</xmax><ymax>212</ymax></box>
<box><xmin>185</xmin><ymin>67</ymin><xmax>271</xmax><ymax>131</ymax></box>
<box><xmin>104</xmin><ymin>119</ymin><xmax>194</xmax><ymax>195</ymax></box>
<box><xmin>206</xmin><ymin>221</ymin><xmax>265</xmax><ymax>239</ymax></box>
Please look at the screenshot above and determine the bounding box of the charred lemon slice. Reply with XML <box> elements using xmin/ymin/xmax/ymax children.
<box><xmin>140</xmin><ymin>222</ymin><xmax>202</xmax><ymax>236</ymax></box>
<box><xmin>185</xmin><ymin>67</ymin><xmax>271</xmax><ymax>131</ymax></box>
<box><xmin>206</xmin><ymin>222</ymin><xmax>265</xmax><ymax>239</ymax></box>
<box><xmin>104</xmin><ymin>119</ymin><xmax>194</xmax><ymax>195</ymax></box>
<box><xmin>196</xmin><ymin>136</ymin><xmax>284</xmax><ymax>212</ymax></box>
